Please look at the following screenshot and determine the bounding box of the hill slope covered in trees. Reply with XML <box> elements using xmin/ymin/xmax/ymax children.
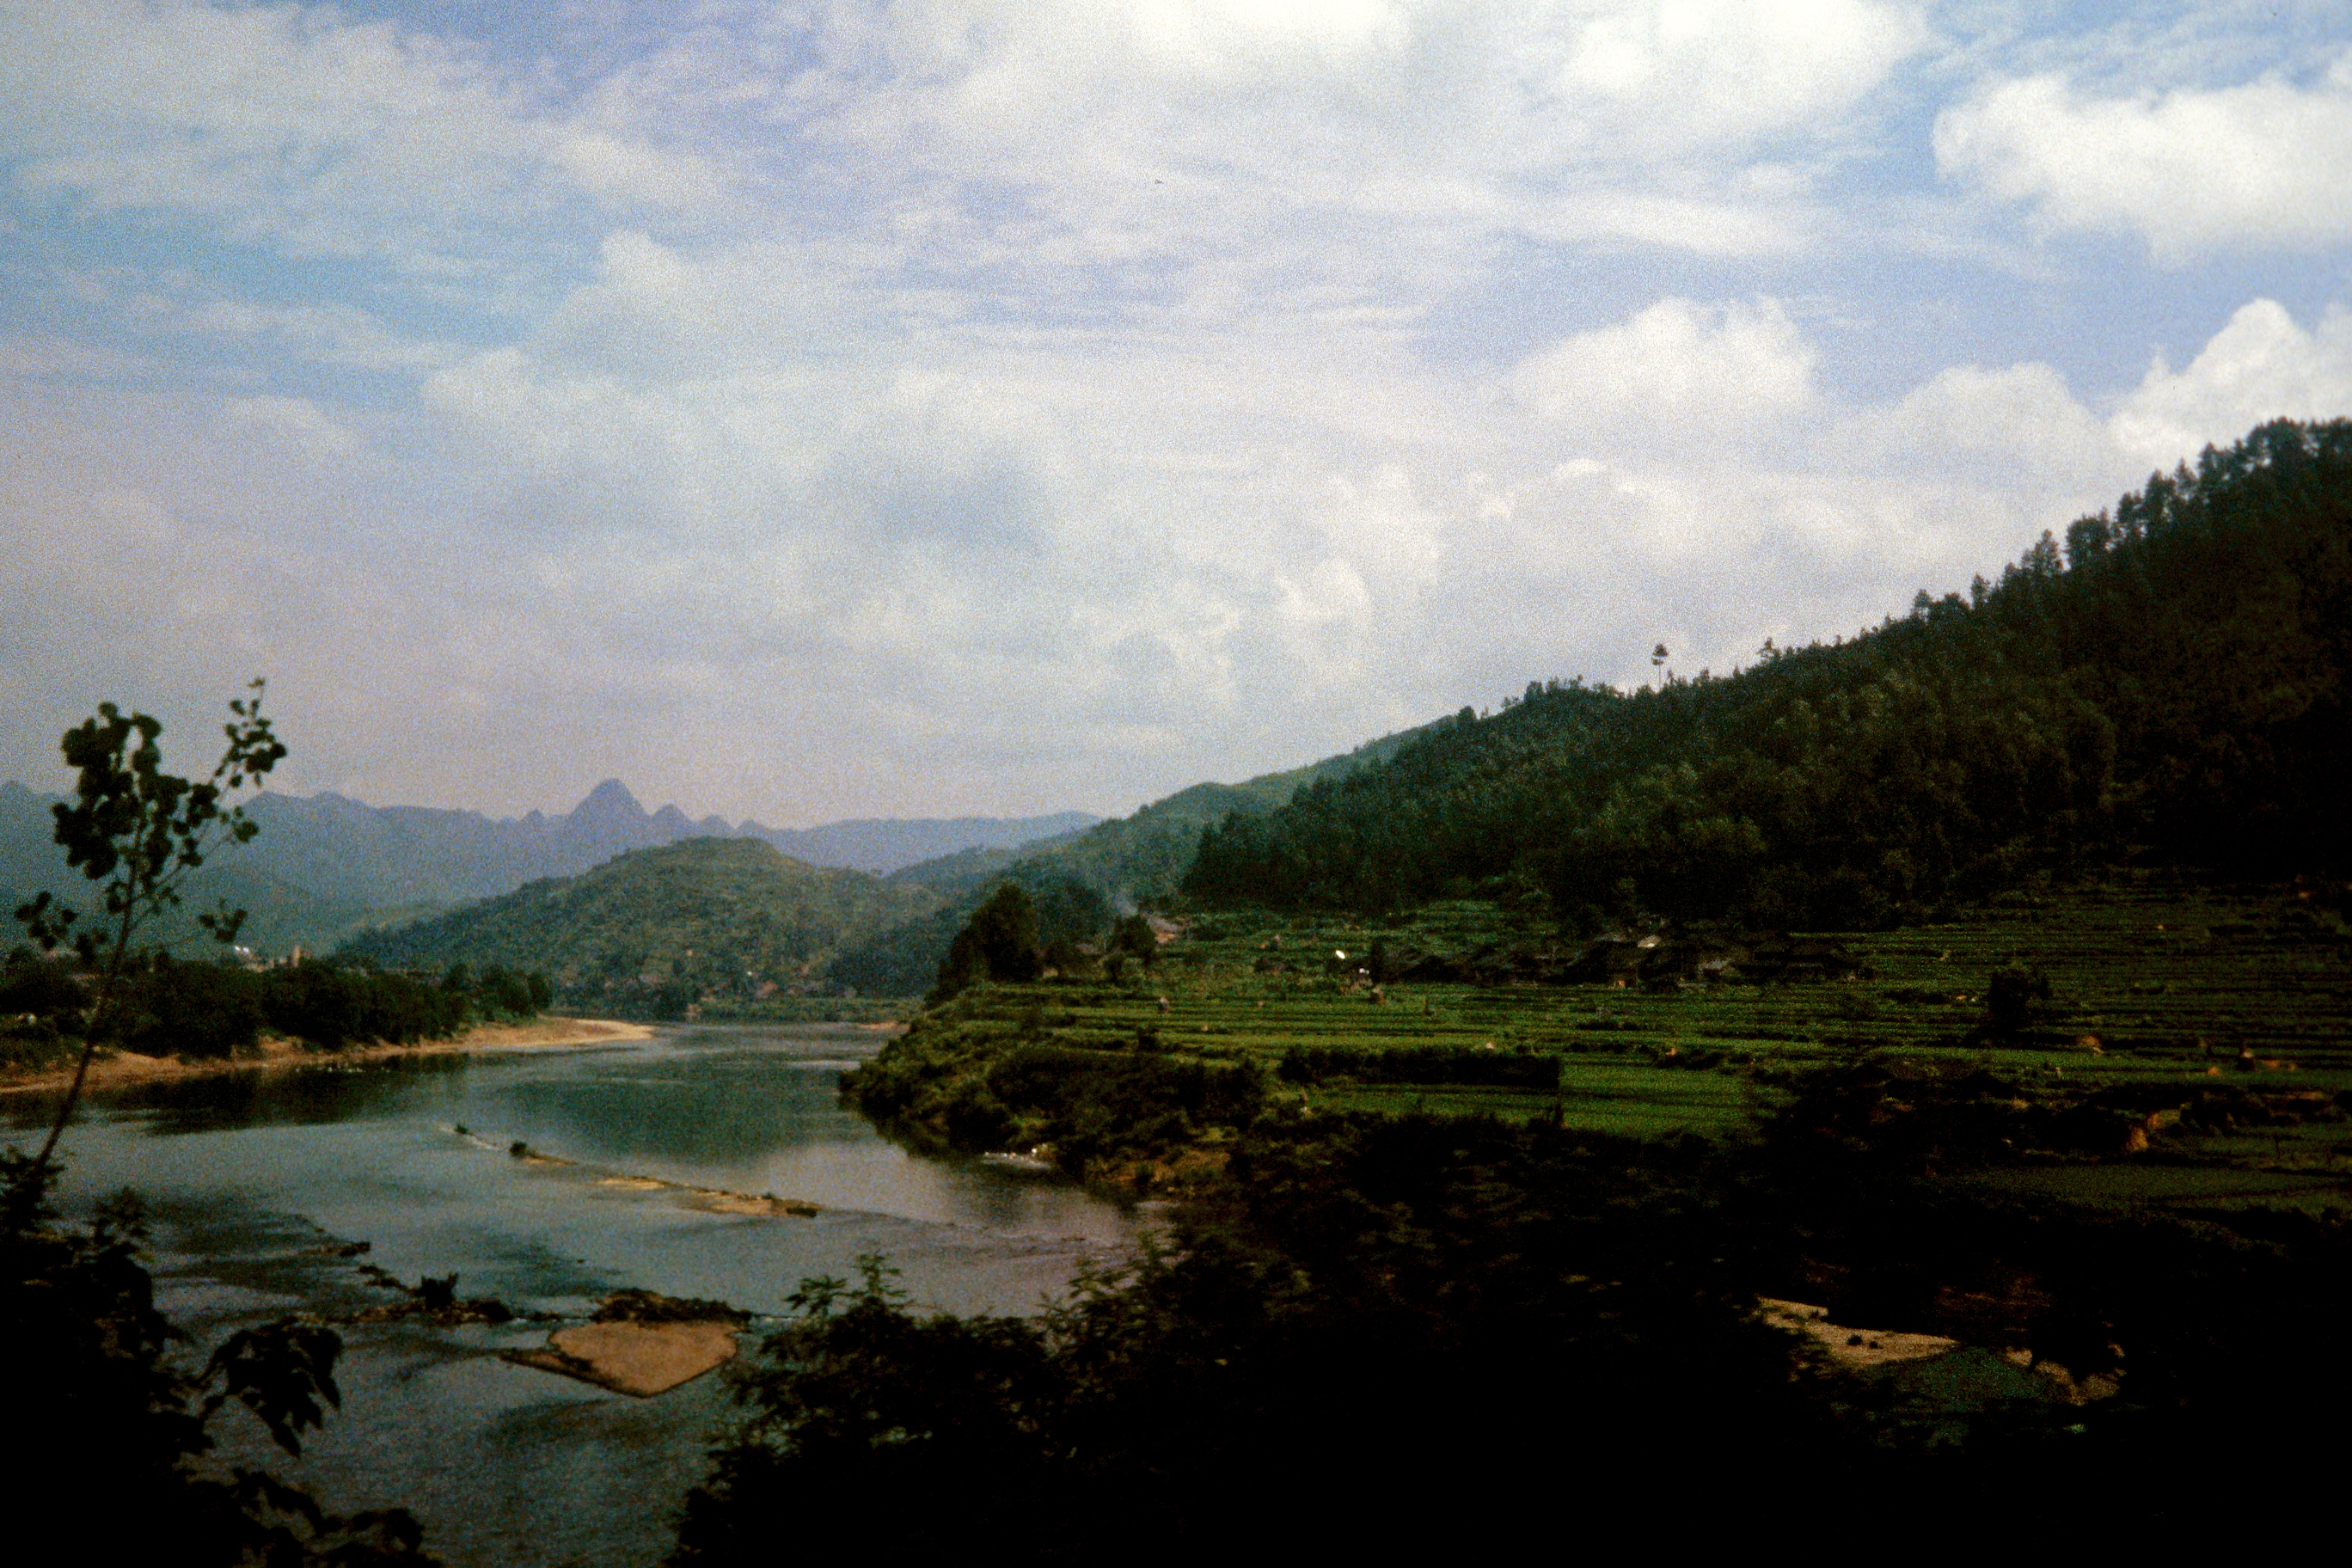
<box><xmin>341</xmin><ymin>838</ymin><xmax>939</xmax><ymax>1016</ymax></box>
<box><xmin>826</xmin><ymin>724</ymin><xmax>1436</xmax><ymax>995</ymax></box>
<box><xmin>1187</xmin><ymin>420</ymin><xmax>2351</xmax><ymax>928</ymax></box>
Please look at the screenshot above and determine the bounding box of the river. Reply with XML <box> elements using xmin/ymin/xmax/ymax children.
<box><xmin>10</xmin><ymin>1023</ymin><xmax>1136</xmax><ymax>1567</ymax></box>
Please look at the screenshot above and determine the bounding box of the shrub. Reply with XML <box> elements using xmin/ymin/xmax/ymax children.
<box><xmin>114</xmin><ymin>961</ymin><xmax>262</xmax><ymax>1059</ymax></box>
<box><xmin>0</xmin><ymin>953</ymin><xmax>87</xmax><ymax>1022</ymax></box>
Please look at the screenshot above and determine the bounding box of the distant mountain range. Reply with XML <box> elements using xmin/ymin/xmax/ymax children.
<box><xmin>0</xmin><ymin>776</ymin><xmax>1095</xmax><ymax>956</ymax></box>
<box><xmin>226</xmin><ymin>780</ymin><xmax>1095</xmax><ymax>898</ymax></box>
<box><xmin>335</xmin><ymin>729</ymin><xmax>1436</xmax><ymax>1001</ymax></box>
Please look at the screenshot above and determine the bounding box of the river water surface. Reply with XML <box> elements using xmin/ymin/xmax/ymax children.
<box><xmin>12</xmin><ymin>1024</ymin><xmax>1136</xmax><ymax>1567</ymax></box>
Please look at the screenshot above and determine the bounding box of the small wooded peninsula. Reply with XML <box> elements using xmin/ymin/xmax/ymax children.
<box><xmin>674</xmin><ymin>420</ymin><xmax>2352</xmax><ymax>1554</ymax></box>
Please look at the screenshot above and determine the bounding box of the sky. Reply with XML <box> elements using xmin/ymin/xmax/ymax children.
<box><xmin>3</xmin><ymin>1</ymin><xmax>2349</xmax><ymax>826</ymax></box>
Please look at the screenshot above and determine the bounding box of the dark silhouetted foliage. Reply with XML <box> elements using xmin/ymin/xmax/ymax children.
<box><xmin>0</xmin><ymin>951</ymin><xmax>85</xmax><ymax>1022</ymax></box>
<box><xmin>114</xmin><ymin>958</ymin><xmax>264</xmax><ymax>1059</ymax></box>
<box><xmin>0</xmin><ymin>1152</ymin><xmax>438</xmax><ymax>1563</ymax></box>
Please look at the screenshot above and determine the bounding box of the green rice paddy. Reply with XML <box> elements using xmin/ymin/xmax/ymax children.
<box><xmin>940</xmin><ymin>870</ymin><xmax>2352</xmax><ymax>1213</ymax></box>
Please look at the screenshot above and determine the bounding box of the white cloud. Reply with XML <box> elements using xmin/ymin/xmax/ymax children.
<box><xmin>1554</xmin><ymin>0</ymin><xmax>1928</xmax><ymax>153</ymax></box>
<box><xmin>548</xmin><ymin>132</ymin><xmax>728</xmax><ymax>211</ymax></box>
<box><xmin>793</xmin><ymin>0</ymin><xmax>1924</xmax><ymax>273</ymax></box>
<box><xmin>420</xmin><ymin>348</ymin><xmax>620</xmax><ymax>478</ymax></box>
<box><xmin>183</xmin><ymin>298</ymin><xmax>459</xmax><ymax>371</ymax></box>
<box><xmin>0</xmin><ymin>1</ymin><xmax>732</xmax><ymax>273</ymax></box>
<box><xmin>1511</xmin><ymin>297</ymin><xmax>1818</xmax><ymax>436</ymax></box>
<box><xmin>825</xmin><ymin>0</ymin><xmax>1922</xmax><ymax>157</ymax></box>
<box><xmin>1865</xmin><ymin>360</ymin><xmax>2114</xmax><ymax>491</ymax></box>
<box><xmin>218</xmin><ymin>395</ymin><xmax>362</xmax><ymax>460</ymax></box>
<box><xmin>1935</xmin><ymin>58</ymin><xmax>2352</xmax><ymax>260</ymax></box>
<box><xmin>2111</xmin><ymin>299</ymin><xmax>2352</xmax><ymax>469</ymax></box>
<box><xmin>4</xmin><ymin>3</ymin><xmax>2348</xmax><ymax>824</ymax></box>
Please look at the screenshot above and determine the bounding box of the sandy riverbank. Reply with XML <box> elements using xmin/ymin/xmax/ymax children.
<box><xmin>0</xmin><ymin>1016</ymin><xmax>656</xmax><ymax>1099</ymax></box>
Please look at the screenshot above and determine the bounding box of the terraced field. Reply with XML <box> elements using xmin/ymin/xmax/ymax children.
<box><xmin>902</xmin><ymin>871</ymin><xmax>2352</xmax><ymax>1212</ymax></box>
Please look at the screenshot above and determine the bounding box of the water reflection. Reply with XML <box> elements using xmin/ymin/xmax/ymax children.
<box><xmin>40</xmin><ymin>1020</ymin><xmax>1134</xmax><ymax>1259</ymax></box>
<box><xmin>95</xmin><ymin>1052</ymin><xmax>476</xmax><ymax>1134</ymax></box>
<box><xmin>490</xmin><ymin>1050</ymin><xmax>863</xmax><ymax>1167</ymax></box>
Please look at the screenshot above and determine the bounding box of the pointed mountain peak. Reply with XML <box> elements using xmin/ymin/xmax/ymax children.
<box><xmin>573</xmin><ymin>780</ymin><xmax>647</xmax><ymax>823</ymax></box>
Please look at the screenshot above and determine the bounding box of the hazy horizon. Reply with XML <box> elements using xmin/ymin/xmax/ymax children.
<box><xmin>1</xmin><ymin>771</ymin><xmax>1106</xmax><ymax>841</ymax></box>
<box><xmin>6</xmin><ymin>2</ymin><xmax>2349</xmax><ymax>822</ymax></box>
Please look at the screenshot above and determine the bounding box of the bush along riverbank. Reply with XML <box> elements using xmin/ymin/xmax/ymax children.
<box><xmin>1</xmin><ymin>951</ymin><xmax>557</xmax><ymax>1077</ymax></box>
<box><xmin>838</xmin><ymin>988</ymin><xmax>1267</xmax><ymax>1186</ymax></box>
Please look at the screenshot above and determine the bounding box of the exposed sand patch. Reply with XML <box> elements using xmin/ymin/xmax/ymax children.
<box><xmin>504</xmin><ymin>1320</ymin><xmax>742</xmax><ymax>1398</ymax></box>
<box><xmin>1757</xmin><ymin>1296</ymin><xmax>2121</xmax><ymax>1404</ymax></box>
<box><xmin>502</xmin><ymin>1289</ymin><xmax>753</xmax><ymax>1397</ymax></box>
<box><xmin>0</xmin><ymin>1016</ymin><xmax>653</xmax><ymax>1098</ymax></box>
<box><xmin>487</xmin><ymin>1139</ymin><xmax>819</xmax><ymax>1217</ymax></box>
<box><xmin>1758</xmin><ymin>1297</ymin><xmax>1961</xmax><ymax>1370</ymax></box>
<box><xmin>688</xmin><ymin>1189</ymin><xmax>821</xmax><ymax>1217</ymax></box>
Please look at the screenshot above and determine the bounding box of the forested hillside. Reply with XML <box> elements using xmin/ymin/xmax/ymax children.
<box><xmin>341</xmin><ymin>838</ymin><xmax>939</xmax><ymax>1016</ymax></box>
<box><xmin>1188</xmin><ymin>420</ymin><xmax>2351</xmax><ymax>928</ymax></box>
<box><xmin>828</xmin><ymin>724</ymin><xmax>1434</xmax><ymax>995</ymax></box>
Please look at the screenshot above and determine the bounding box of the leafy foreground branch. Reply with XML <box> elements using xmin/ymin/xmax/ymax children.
<box><xmin>3</xmin><ymin>692</ymin><xmax>438</xmax><ymax>1561</ymax></box>
<box><xmin>0</xmin><ymin>1152</ymin><xmax>436</xmax><ymax>1563</ymax></box>
<box><xmin>15</xmin><ymin>684</ymin><xmax>284</xmax><ymax>1169</ymax></box>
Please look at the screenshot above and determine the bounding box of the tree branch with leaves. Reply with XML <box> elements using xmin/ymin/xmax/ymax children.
<box><xmin>13</xmin><ymin>681</ymin><xmax>285</xmax><ymax>1171</ymax></box>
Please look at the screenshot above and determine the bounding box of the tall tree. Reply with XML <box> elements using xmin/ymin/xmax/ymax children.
<box><xmin>928</xmin><ymin>882</ymin><xmax>1045</xmax><ymax>1002</ymax></box>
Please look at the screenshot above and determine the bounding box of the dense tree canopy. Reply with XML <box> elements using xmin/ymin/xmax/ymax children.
<box><xmin>345</xmin><ymin>837</ymin><xmax>934</xmax><ymax>1012</ymax></box>
<box><xmin>1188</xmin><ymin>420</ymin><xmax>2352</xmax><ymax>928</ymax></box>
<box><xmin>927</xmin><ymin>883</ymin><xmax>1046</xmax><ymax>1003</ymax></box>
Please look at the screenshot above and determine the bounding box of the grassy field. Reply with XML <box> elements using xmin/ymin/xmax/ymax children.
<box><xmin>905</xmin><ymin>869</ymin><xmax>2352</xmax><ymax>1212</ymax></box>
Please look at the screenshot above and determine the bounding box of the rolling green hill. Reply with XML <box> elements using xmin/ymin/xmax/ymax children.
<box><xmin>340</xmin><ymin>837</ymin><xmax>940</xmax><ymax>1014</ymax></box>
<box><xmin>2</xmin><ymin>774</ymin><xmax>1093</xmax><ymax>961</ymax></box>
<box><xmin>828</xmin><ymin>724</ymin><xmax>1436</xmax><ymax>995</ymax></box>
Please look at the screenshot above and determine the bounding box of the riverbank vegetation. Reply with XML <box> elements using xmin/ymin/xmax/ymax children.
<box><xmin>2</xmin><ymin>948</ymin><xmax>556</xmax><ymax>1075</ymax></box>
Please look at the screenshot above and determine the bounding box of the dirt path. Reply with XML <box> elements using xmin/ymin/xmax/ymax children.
<box><xmin>0</xmin><ymin>1016</ymin><xmax>655</xmax><ymax>1099</ymax></box>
